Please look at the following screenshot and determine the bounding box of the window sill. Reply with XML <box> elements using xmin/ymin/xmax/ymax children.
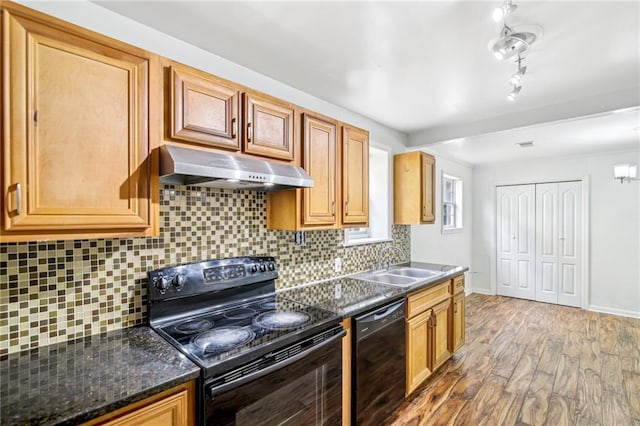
<box><xmin>343</xmin><ymin>237</ymin><xmax>393</xmax><ymax>247</ymax></box>
<box><xmin>442</xmin><ymin>227</ymin><xmax>464</xmax><ymax>235</ymax></box>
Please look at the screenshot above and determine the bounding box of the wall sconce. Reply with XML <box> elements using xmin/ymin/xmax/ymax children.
<box><xmin>613</xmin><ymin>163</ymin><xmax>639</xmax><ymax>183</ymax></box>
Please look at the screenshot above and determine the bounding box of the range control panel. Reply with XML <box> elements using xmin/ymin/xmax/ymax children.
<box><xmin>147</xmin><ymin>256</ymin><xmax>278</xmax><ymax>300</ymax></box>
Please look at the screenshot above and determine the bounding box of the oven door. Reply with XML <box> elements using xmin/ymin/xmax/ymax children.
<box><xmin>204</xmin><ymin>326</ymin><xmax>345</xmax><ymax>426</ymax></box>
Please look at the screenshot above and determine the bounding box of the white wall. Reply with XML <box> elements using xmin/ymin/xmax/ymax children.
<box><xmin>19</xmin><ymin>0</ymin><xmax>407</xmax><ymax>152</ymax></box>
<box><xmin>410</xmin><ymin>152</ymin><xmax>474</xmax><ymax>289</ymax></box>
<box><xmin>472</xmin><ymin>149</ymin><xmax>640</xmax><ymax>317</ymax></box>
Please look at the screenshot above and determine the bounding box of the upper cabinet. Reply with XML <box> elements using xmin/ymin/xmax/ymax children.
<box><xmin>170</xmin><ymin>65</ymin><xmax>240</xmax><ymax>150</ymax></box>
<box><xmin>243</xmin><ymin>92</ymin><xmax>295</xmax><ymax>161</ymax></box>
<box><xmin>1</xmin><ymin>3</ymin><xmax>158</xmax><ymax>242</ymax></box>
<box><xmin>164</xmin><ymin>61</ymin><xmax>296</xmax><ymax>163</ymax></box>
<box><xmin>341</xmin><ymin>125</ymin><xmax>369</xmax><ymax>226</ymax></box>
<box><xmin>301</xmin><ymin>113</ymin><xmax>338</xmax><ymax>226</ymax></box>
<box><xmin>394</xmin><ymin>151</ymin><xmax>435</xmax><ymax>225</ymax></box>
<box><xmin>266</xmin><ymin>116</ymin><xmax>369</xmax><ymax>230</ymax></box>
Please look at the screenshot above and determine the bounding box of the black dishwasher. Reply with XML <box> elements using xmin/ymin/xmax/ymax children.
<box><xmin>352</xmin><ymin>299</ymin><xmax>406</xmax><ymax>425</ymax></box>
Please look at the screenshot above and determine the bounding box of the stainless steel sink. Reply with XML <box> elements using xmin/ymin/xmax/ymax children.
<box><xmin>354</xmin><ymin>266</ymin><xmax>445</xmax><ymax>287</ymax></box>
<box><xmin>360</xmin><ymin>273</ymin><xmax>416</xmax><ymax>286</ymax></box>
<box><xmin>387</xmin><ymin>267</ymin><xmax>443</xmax><ymax>279</ymax></box>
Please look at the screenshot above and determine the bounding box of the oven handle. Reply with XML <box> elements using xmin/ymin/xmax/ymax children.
<box><xmin>208</xmin><ymin>328</ymin><xmax>346</xmax><ymax>398</ymax></box>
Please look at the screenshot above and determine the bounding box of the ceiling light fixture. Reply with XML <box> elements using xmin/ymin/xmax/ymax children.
<box><xmin>492</xmin><ymin>0</ymin><xmax>517</xmax><ymax>22</ymax></box>
<box><xmin>508</xmin><ymin>56</ymin><xmax>527</xmax><ymax>85</ymax></box>
<box><xmin>489</xmin><ymin>1</ymin><xmax>541</xmax><ymax>102</ymax></box>
<box><xmin>613</xmin><ymin>163</ymin><xmax>639</xmax><ymax>183</ymax></box>
<box><xmin>507</xmin><ymin>85</ymin><xmax>522</xmax><ymax>101</ymax></box>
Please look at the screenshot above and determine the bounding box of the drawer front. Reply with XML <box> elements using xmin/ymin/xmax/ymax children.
<box><xmin>452</xmin><ymin>275</ymin><xmax>465</xmax><ymax>294</ymax></box>
<box><xmin>407</xmin><ymin>281</ymin><xmax>450</xmax><ymax>318</ymax></box>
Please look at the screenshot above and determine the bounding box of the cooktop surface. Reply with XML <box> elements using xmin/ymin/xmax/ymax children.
<box><xmin>154</xmin><ymin>294</ymin><xmax>340</xmax><ymax>375</ymax></box>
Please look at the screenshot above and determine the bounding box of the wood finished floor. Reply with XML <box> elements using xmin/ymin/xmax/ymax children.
<box><xmin>388</xmin><ymin>294</ymin><xmax>640</xmax><ymax>426</ymax></box>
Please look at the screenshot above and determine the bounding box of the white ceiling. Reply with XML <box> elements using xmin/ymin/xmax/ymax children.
<box><xmin>95</xmin><ymin>1</ymin><xmax>640</xmax><ymax>163</ymax></box>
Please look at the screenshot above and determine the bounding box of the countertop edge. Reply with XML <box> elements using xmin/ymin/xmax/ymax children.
<box><xmin>61</xmin><ymin>371</ymin><xmax>200</xmax><ymax>426</ymax></box>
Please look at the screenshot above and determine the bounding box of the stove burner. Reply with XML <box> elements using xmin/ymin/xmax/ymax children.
<box><xmin>255</xmin><ymin>311</ymin><xmax>312</xmax><ymax>331</ymax></box>
<box><xmin>193</xmin><ymin>326</ymin><xmax>255</xmax><ymax>353</ymax></box>
<box><xmin>261</xmin><ymin>301</ymin><xmax>277</xmax><ymax>310</ymax></box>
<box><xmin>174</xmin><ymin>319</ymin><xmax>213</xmax><ymax>335</ymax></box>
<box><xmin>223</xmin><ymin>307</ymin><xmax>257</xmax><ymax>320</ymax></box>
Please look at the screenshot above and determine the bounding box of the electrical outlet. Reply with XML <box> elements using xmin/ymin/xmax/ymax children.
<box><xmin>334</xmin><ymin>282</ymin><xmax>342</xmax><ymax>299</ymax></box>
<box><xmin>334</xmin><ymin>257</ymin><xmax>342</xmax><ymax>273</ymax></box>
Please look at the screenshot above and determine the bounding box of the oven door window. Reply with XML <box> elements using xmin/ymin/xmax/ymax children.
<box><xmin>205</xmin><ymin>337</ymin><xmax>342</xmax><ymax>425</ymax></box>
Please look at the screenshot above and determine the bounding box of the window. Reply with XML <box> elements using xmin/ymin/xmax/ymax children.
<box><xmin>442</xmin><ymin>173</ymin><xmax>463</xmax><ymax>233</ymax></box>
<box><xmin>344</xmin><ymin>145</ymin><xmax>391</xmax><ymax>245</ymax></box>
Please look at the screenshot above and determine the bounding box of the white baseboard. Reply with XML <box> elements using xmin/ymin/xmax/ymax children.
<box><xmin>466</xmin><ymin>288</ymin><xmax>492</xmax><ymax>296</ymax></box>
<box><xmin>587</xmin><ymin>304</ymin><xmax>640</xmax><ymax>319</ymax></box>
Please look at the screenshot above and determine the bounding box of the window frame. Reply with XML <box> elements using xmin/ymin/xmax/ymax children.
<box><xmin>344</xmin><ymin>144</ymin><xmax>392</xmax><ymax>246</ymax></box>
<box><xmin>442</xmin><ymin>172</ymin><xmax>463</xmax><ymax>234</ymax></box>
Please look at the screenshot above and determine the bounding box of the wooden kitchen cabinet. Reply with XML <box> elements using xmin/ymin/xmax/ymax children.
<box><xmin>266</xmin><ymin>115</ymin><xmax>370</xmax><ymax>231</ymax></box>
<box><xmin>406</xmin><ymin>310</ymin><xmax>433</xmax><ymax>396</ymax></box>
<box><xmin>451</xmin><ymin>275</ymin><xmax>466</xmax><ymax>352</ymax></box>
<box><xmin>431</xmin><ymin>298</ymin><xmax>452</xmax><ymax>371</ymax></box>
<box><xmin>83</xmin><ymin>381</ymin><xmax>195</xmax><ymax>426</ymax></box>
<box><xmin>341</xmin><ymin>125</ymin><xmax>369</xmax><ymax>226</ymax></box>
<box><xmin>301</xmin><ymin>113</ymin><xmax>338</xmax><ymax>226</ymax></box>
<box><xmin>452</xmin><ymin>292</ymin><xmax>465</xmax><ymax>352</ymax></box>
<box><xmin>169</xmin><ymin>64</ymin><xmax>240</xmax><ymax>150</ymax></box>
<box><xmin>405</xmin><ymin>279</ymin><xmax>452</xmax><ymax>396</ymax></box>
<box><xmin>394</xmin><ymin>151</ymin><xmax>435</xmax><ymax>224</ymax></box>
<box><xmin>1</xmin><ymin>2</ymin><xmax>158</xmax><ymax>242</ymax></box>
<box><xmin>243</xmin><ymin>91</ymin><xmax>295</xmax><ymax>161</ymax></box>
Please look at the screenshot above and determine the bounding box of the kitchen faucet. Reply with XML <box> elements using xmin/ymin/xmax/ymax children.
<box><xmin>377</xmin><ymin>245</ymin><xmax>409</xmax><ymax>271</ymax></box>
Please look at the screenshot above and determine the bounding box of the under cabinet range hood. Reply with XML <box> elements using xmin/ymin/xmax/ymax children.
<box><xmin>159</xmin><ymin>145</ymin><xmax>314</xmax><ymax>191</ymax></box>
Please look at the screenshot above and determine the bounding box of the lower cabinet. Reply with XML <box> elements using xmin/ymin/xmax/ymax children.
<box><xmin>406</xmin><ymin>310</ymin><xmax>433</xmax><ymax>395</ymax></box>
<box><xmin>82</xmin><ymin>381</ymin><xmax>195</xmax><ymax>426</ymax></box>
<box><xmin>405</xmin><ymin>274</ymin><xmax>465</xmax><ymax>396</ymax></box>
<box><xmin>431</xmin><ymin>298</ymin><xmax>452</xmax><ymax>371</ymax></box>
<box><xmin>452</xmin><ymin>292</ymin><xmax>466</xmax><ymax>352</ymax></box>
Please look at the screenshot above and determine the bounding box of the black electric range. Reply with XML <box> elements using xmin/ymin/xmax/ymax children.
<box><xmin>147</xmin><ymin>256</ymin><xmax>344</xmax><ymax>425</ymax></box>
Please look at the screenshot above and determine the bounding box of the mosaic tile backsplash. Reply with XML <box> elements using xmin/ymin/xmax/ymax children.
<box><xmin>0</xmin><ymin>185</ymin><xmax>410</xmax><ymax>356</ymax></box>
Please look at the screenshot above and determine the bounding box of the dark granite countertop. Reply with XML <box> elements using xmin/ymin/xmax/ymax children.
<box><xmin>279</xmin><ymin>277</ymin><xmax>405</xmax><ymax>317</ymax></box>
<box><xmin>281</xmin><ymin>262</ymin><xmax>468</xmax><ymax>318</ymax></box>
<box><xmin>0</xmin><ymin>326</ymin><xmax>200</xmax><ymax>426</ymax></box>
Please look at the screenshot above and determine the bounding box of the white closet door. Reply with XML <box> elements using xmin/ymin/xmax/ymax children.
<box><xmin>557</xmin><ymin>181</ymin><xmax>582</xmax><ymax>307</ymax></box>
<box><xmin>535</xmin><ymin>181</ymin><xmax>582</xmax><ymax>307</ymax></box>
<box><xmin>535</xmin><ymin>183</ymin><xmax>559</xmax><ymax>304</ymax></box>
<box><xmin>497</xmin><ymin>186</ymin><xmax>516</xmax><ymax>297</ymax></box>
<box><xmin>496</xmin><ymin>185</ymin><xmax>535</xmax><ymax>300</ymax></box>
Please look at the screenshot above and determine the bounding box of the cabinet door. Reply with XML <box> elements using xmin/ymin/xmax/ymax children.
<box><xmin>302</xmin><ymin>113</ymin><xmax>337</xmax><ymax>226</ymax></box>
<box><xmin>103</xmin><ymin>390</ymin><xmax>189</xmax><ymax>426</ymax></box>
<box><xmin>341</xmin><ymin>125</ymin><xmax>369</xmax><ymax>225</ymax></box>
<box><xmin>452</xmin><ymin>293</ymin><xmax>465</xmax><ymax>352</ymax></box>
<box><xmin>406</xmin><ymin>310</ymin><xmax>433</xmax><ymax>395</ymax></box>
<box><xmin>431</xmin><ymin>298</ymin><xmax>452</xmax><ymax>371</ymax></box>
<box><xmin>243</xmin><ymin>92</ymin><xmax>294</xmax><ymax>161</ymax></box>
<box><xmin>170</xmin><ymin>66</ymin><xmax>240</xmax><ymax>150</ymax></box>
<box><xmin>2</xmin><ymin>9</ymin><xmax>152</xmax><ymax>235</ymax></box>
<box><xmin>421</xmin><ymin>153</ymin><xmax>435</xmax><ymax>223</ymax></box>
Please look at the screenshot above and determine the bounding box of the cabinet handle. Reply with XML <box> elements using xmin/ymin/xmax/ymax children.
<box><xmin>345</xmin><ymin>200</ymin><xmax>349</xmax><ymax>215</ymax></box>
<box><xmin>231</xmin><ymin>118</ymin><xmax>237</xmax><ymax>138</ymax></box>
<box><xmin>247</xmin><ymin>123</ymin><xmax>253</xmax><ymax>143</ymax></box>
<box><xmin>454</xmin><ymin>302</ymin><xmax>458</xmax><ymax>314</ymax></box>
<box><xmin>332</xmin><ymin>201</ymin><xmax>335</xmax><ymax>215</ymax></box>
<box><xmin>432</xmin><ymin>310</ymin><xmax>437</xmax><ymax>326</ymax></box>
<box><xmin>15</xmin><ymin>183</ymin><xmax>22</xmax><ymax>215</ymax></box>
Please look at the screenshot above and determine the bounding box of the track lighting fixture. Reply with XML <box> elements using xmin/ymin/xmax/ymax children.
<box><xmin>508</xmin><ymin>56</ymin><xmax>527</xmax><ymax>85</ymax></box>
<box><xmin>489</xmin><ymin>1</ymin><xmax>540</xmax><ymax>102</ymax></box>
<box><xmin>507</xmin><ymin>85</ymin><xmax>522</xmax><ymax>102</ymax></box>
<box><xmin>493</xmin><ymin>0</ymin><xmax>517</xmax><ymax>23</ymax></box>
